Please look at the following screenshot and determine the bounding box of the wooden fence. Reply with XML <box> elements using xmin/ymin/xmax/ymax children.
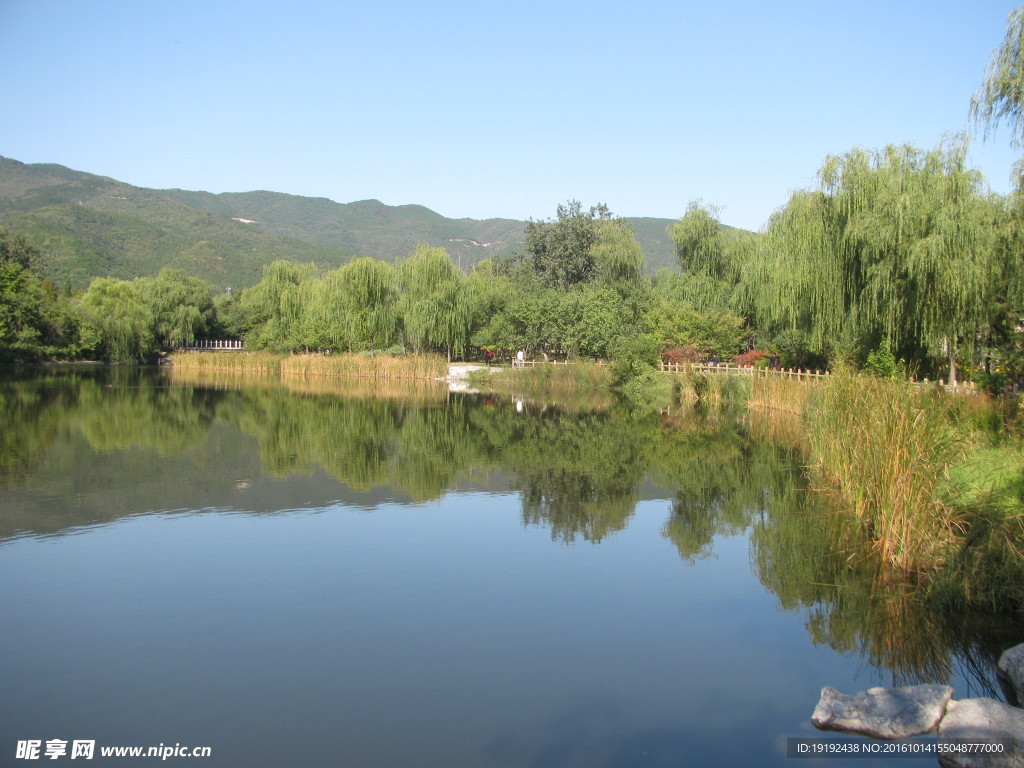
<box><xmin>172</xmin><ymin>340</ymin><xmax>245</xmax><ymax>351</ymax></box>
<box><xmin>658</xmin><ymin>361</ymin><xmax>980</xmax><ymax>394</ymax></box>
<box><xmin>659</xmin><ymin>362</ymin><xmax>829</xmax><ymax>380</ymax></box>
<box><xmin>514</xmin><ymin>359</ymin><xmax>578</xmax><ymax>368</ymax></box>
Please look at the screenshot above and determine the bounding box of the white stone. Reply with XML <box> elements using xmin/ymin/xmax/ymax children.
<box><xmin>937</xmin><ymin>697</ymin><xmax>1024</xmax><ymax>768</ymax></box>
<box><xmin>998</xmin><ymin>644</ymin><xmax>1024</xmax><ymax>707</ymax></box>
<box><xmin>811</xmin><ymin>684</ymin><xmax>954</xmax><ymax>739</ymax></box>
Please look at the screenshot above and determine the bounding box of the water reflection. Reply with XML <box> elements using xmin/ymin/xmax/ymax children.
<box><xmin>0</xmin><ymin>366</ymin><xmax>1015</xmax><ymax>695</ymax></box>
<box><xmin>751</xmin><ymin>503</ymin><xmax>1017</xmax><ymax>696</ymax></box>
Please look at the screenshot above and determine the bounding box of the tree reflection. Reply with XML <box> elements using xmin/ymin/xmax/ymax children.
<box><xmin>751</xmin><ymin>503</ymin><xmax>1013</xmax><ymax>694</ymax></box>
<box><xmin>503</xmin><ymin>409</ymin><xmax>653</xmax><ymax>543</ymax></box>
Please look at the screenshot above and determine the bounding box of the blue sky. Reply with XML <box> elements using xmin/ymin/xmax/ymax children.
<box><xmin>1</xmin><ymin>0</ymin><xmax>1020</xmax><ymax>231</ymax></box>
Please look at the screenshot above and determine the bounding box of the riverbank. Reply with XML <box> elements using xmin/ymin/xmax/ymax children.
<box><xmin>729</xmin><ymin>370</ymin><xmax>1024</xmax><ymax>615</ymax></box>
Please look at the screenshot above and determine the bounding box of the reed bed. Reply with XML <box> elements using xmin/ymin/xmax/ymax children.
<box><xmin>279</xmin><ymin>353</ymin><xmax>447</xmax><ymax>381</ymax></box>
<box><xmin>487</xmin><ymin>361</ymin><xmax>614</xmax><ymax>394</ymax></box>
<box><xmin>167</xmin><ymin>351</ymin><xmax>281</xmax><ymax>374</ymax></box>
<box><xmin>747</xmin><ymin>375</ymin><xmax>816</xmax><ymax>415</ymax></box>
<box><xmin>806</xmin><ymin>372</ymin><xmax>969</xmax><ymax>574</ymax></box>
<box><xmin>169</xmin><ymin>351</ymin><xmax>447</xmax><ymax>381</ymax></box>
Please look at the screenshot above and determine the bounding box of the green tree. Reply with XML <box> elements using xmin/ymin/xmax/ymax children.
<box><xmin>745</xmin><ymin>140</ymin><xmax>1000</xmax><ymax>381</ymax></box>
<box><xmin>0</xmin><ymin>230</ymin><xmax>83</xmax><ymax>361</ymax></box>
<box><xmin>240</xmin><ymin>261</ymin><xmax>318</xmax><ymax>351</ymax></box>
<box><xmin>398</xmin><ymin>245</ymin><xmax>469</xmax><ymax>360</ymax></box>
<box><xmin>77</xmin><ymin>278</ymin><xmax>155</xmax><ymax>362</ymax></box>
<box><xmin>668</xmin><ymin>203</ymin><xmax>754</xmax><ymax>314</ymax></box>
<box><xmin>970</xmin><ymin>9</ymin><xmax>1024</xmax><ymax>379</ymax></box>
<box><xmin>138</xmin><ymin>268</ymin><xmax>215</xmax><ymax>347</ymax></box>
<box><xmin>591</xmin><ymin>218</ymin><xmax>645</xmax><ymax>287</ymax></box>
<box><xmin>521</xmin><ymin>201</ymin><xmax>607</xmax><ymax>289</ymax></box>
<box><xmin>972</xmin><ymin>8</ymin><xmax>1024</xmax><ymax>147</ymax></box>
<box><xmin>309</xmin><ymin>258</ymin><xmax>399</xmax><ymax>352</ymax></box>
<box><xmin>670</xmin><ymin>201</ymin><xmax>729</xmax><ymax>280</ymax></box>
<box><xmin>211</xmin><ymin>291</ymin><xmax>249</xmax><ymax>340</ymax></box>
<box><xmin>647</xmin><ymin>298</ymin><xmax>744</xmax><ymax>356</ymax></box>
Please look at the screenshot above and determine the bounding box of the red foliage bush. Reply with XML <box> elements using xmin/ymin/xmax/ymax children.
<box><xmin>731</xmin><ymin>349</ymin><xmax>769</xmax><ymax>367</ymax></box>
<box><xmin>662</xmin><ymin>346</ymin><xmax>701</xmax><ymax>364</ymax></box>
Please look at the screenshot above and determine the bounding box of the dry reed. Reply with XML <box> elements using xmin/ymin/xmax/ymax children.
<box><xmin>747</xmin><ymin>375</ymin><xmax>815</xmax><ymax>415</ymax></box>
<box><xmin>487</xmin><ymin>361</ymin><xmax>614</xmax><ymax>394</ymax></box>
<box><xmin>806</xmin><ymin>373</ymin><xmax>969</xmax><ymax>574</ymax></box>
<box><xmin>169</xmin><ymin>351</ymin><xmax>447</xmax><ymax>381</ymax></box>
<box><xmin>167</xmin><ymin>351</ymin><xmax>281</xmax><ymax>374</ymax></box>
<box><xmin>279</xmin><ymin>353</ymin><xmax>447</xmax><ymax>380</ymax></box>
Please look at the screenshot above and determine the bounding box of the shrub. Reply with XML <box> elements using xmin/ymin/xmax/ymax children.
<box><xmin>864</xmin><ymin>344</ymin><xmax>905</xmax><ymax>380</ymax></box>
<box><xmin>732</xmin><ymin>349</ymin><xmax>768</xmax><ymax>367</ymax></box>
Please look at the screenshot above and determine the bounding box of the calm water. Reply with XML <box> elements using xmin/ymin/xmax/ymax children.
<box><xmin>0</xmin><ymin>367</ymin><xmax>1016</xmax><ymax>767</ymax></box>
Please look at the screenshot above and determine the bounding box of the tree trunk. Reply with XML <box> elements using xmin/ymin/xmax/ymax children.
<box><xmin>947</xmin><ymin>336</ymin><xmax>957</xmax><ymax>387</ymax></box>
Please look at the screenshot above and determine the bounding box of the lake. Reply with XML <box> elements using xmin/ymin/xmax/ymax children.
<box><xmin>0</xmin><ymin>367</ymin><xmax>1016</xmax><ymax>767</ymax></box>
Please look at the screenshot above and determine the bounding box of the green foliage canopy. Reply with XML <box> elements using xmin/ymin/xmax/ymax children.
<box><xmin>78</xmin><ymin>278</ymin><xmax>154</xmax><ymax>362</ymax></box>
<box><xmin>398</xmin><ymin>245</ymin><xmax>469</xmax><ymax>358</ymax></box>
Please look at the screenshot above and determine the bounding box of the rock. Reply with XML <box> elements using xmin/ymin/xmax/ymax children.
<box><xmin>937</xmin><ymin>698</ymin><xmax>1024</xmax><ymax>768</ymax></box>
<box><xmin>811</xmin><ymin>684</ymin><xmax>954</xmax><ymax>739</ymax></box>
<box><xmin>998</xmin><ymin>644</ymin><xmax>1024</xmax><ymax>707</ymax></box>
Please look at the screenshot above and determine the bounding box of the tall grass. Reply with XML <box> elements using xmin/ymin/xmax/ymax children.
<box><xmin>169</xmin><ymin>351</ymin><xmax>447</xmax><ymax>380</ymax></box>
<box><xmin>168</xmin><ymin>351</ymin><xmax>281</xmax><ymax>374</ymax></box>
<box><xmin>747</xmin><ymin>376</ymin><xmax>815</xmax><ymax>415</ymax></box>
<box><xmin>280</xmin><ymin>353</ymin><xmax>447</xmax><ymax>380</ymax></box>
<box><xmin>487</xmin><ymin>361</ymin><xmax>614</xmax><ymax>394</ymax></box>
<box><xmin>806</xmin><ymin>372</ymin><xmax>970</xmax><ymax>574</ymax></box>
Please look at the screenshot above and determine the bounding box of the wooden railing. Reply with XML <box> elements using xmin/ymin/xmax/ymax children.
<box><xmin>514</xmin><ymin>359</ymin><xmax>578</xmax><ymax>368</ymax></box>
<box><xmin>659</xmin><ymin>362</ymin><xmax>829</xmax><ymax>379</ymax></box>
<box><xmin>172</xmin><ymin>340</ymin><xmax>245</xmax><ymax>350</ymax></box>
<box><xmin>658</xmin><ymin>361</ymin><xmax>980</xmax><ymax>394</ymax></box>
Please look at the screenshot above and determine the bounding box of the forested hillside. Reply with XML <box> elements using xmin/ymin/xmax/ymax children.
<box><xmin>0</xmin><ymin>156</ymin><xmax>704</xmax><ymax>289</ymax></box>
<box><xmin>0</xmin><ymin>157</ymin><xmax>355</xmax><ymax>291</ymax></box>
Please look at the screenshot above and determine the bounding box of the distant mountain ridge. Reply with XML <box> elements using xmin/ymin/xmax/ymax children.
<box><xmin>0</xmin><ymin>155</ymin><xmax>723</xmax><ymax>291</ymax></box>
<box><xmin>159</xmin><ymin>188</ymin><xmax>529</xmax><ymax>268</ymax></box>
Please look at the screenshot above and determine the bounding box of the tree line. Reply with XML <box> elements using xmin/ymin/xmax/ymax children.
<box><xmin>1</xmin><ymin>161</ymin><xmax>1021</xmax><ymax>386</ymax></box>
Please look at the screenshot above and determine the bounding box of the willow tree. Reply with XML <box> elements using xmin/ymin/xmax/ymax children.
<box><xmin>240</xmin><ymin>260</ymin><xmax>318</xmax><ymax>351</ymax></box>
<box><xmin>971</xmin><ymin>8</ymin><xmax>1024</xmax><ymax>377</ymax></box>
<box><xmin>972</xmin><ymin>8</ymin><xmax>1024</xmax><ymax>148</ymax></box>
<box><xmin>138</xmin><ymin>268</ymin><xmax>215</xmax><ymax>347</ymax></box>
<box><xmin>311</xmin><ymin>258</ymin><xmax>398</xmax><ymax>352</ymax></box>
<box><xmin>670</xmin><ymin>201</ymin><xmax>729</xmax><ymax>280</ymax></box>
<box><xmin>77</xmin><ymin>278</ymin><xmax>154</xmax><ymax>362</ymax></box>
<box><xmin>669</xmin><ymin>201</ymin><xmax>754</xmax><ymax>314</ymax></box>
<box><xmin>591</xmin><ymin>218</ymin><xmax>645</xmax><ymax>287</ymax></box>
<box><xmin>747</xmin><ymin>140</ymin><xmax>998</xmax><ymax>381</ymax></box>
<box><xmin>397</xmin><ymin>245</ymin><xmax>469</xmax><ymax>360</ymax></box>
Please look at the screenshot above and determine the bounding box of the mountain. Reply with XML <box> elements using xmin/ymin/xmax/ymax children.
<box><xmin>159</xmin><ymin>189</ymin><xmax>528</xmax><ymax>270</ymax></box>
<box><xmin>0</xmin><ymin>156</ymin><xmax>729</xmax><ymax>291</ymax></box>
<box><xmin>0</xmin><ymin>157</ymin><xmax>356</xmax><ymax>291</ymax></box>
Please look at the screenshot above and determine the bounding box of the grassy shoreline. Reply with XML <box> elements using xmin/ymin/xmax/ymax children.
<box><xmin>738</xmin><ymin>370</ymin><xmax>1023</xmax><ymax>613</ymax></box>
